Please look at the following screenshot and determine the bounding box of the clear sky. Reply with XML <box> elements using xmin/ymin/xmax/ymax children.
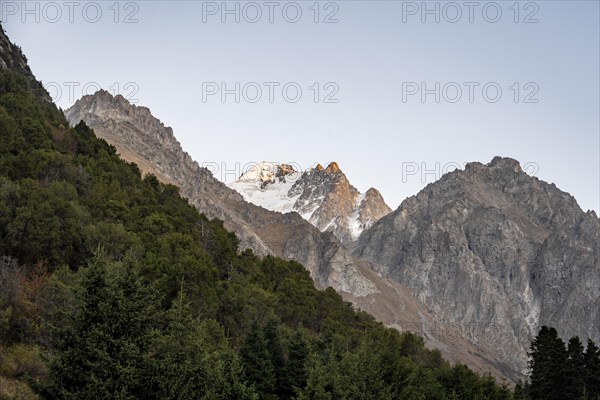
<box><xmin>3</xmin><ymin>0</ymin><xmax>599</xmax><ymax>213</ymax></box>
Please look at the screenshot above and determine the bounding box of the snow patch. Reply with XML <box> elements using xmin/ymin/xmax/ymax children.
<box><xmin>348</xmin><ymin>193</ymin><xmax>366</xmax><ymax>240</ymax></box>
<box><xmin>300</xmin><ymin>195</ymin><xmax>326</xmax><ymax>221</ymax></box>
<box><xmin>228</xmin><ymin>162</ymin><xmax>301</xmax><ymax>213</ymax></box>
<box><xmin>235</xmin><ymin>161</ymin><xmax>278</xmax><ymax>183</ymax></box>
<box><xmin>229</xmin><ymin>180</ymin><xmax>299</xmax><ymax>213</ymax></box>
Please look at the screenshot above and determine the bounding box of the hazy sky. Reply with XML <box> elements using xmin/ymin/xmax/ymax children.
<box><xmin>3</xmin><ymin>0</ymin><xmax>599</xmax><ymax>213</ymax></box>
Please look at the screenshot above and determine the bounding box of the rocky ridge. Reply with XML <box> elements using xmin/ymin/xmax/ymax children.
<box><xmin>354</xmin><ymin>156</ymin><xmax>600</xmax><ymax>379</ymax></box>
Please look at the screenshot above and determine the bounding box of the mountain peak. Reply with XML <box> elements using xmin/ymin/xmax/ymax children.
<box><xmin>78</xmin><ymin>89</ymin><xmax>135</xmax><ymax>111</ymax></box>
<box><xmin>364</xmin><ymin>187</ymin><xmax>384</xmax><ymax>199</ymax></box>
<box><xmin>355</xmin><ymin>154</ymin><xmax>600</xmax><ymax>381</ymax></box>
<box><xmin>230</xmin><ymin>161</ymin><xmax>391</xmax><ymax>243</ymax></box>
<box><xmin>68</xmin><ymin>89</ymin><xmax>169</xmax><ymax>136</ymax></box>
<box><xmin>93</xmin><ymin>88</ymin><xmax>113</xmax><ymax>97</ymax></box>
<box><xmin>76</xmin><ymin>88</ymin><xmax>117</xmax><ymax>105</ymax></box>
<box><xmin>464</xmin><ymin>156</ymin><xmax>523</xmax><ymax>175</ymax></box>
<box><xmin>488</xmin><ymin>156</ymin><xmax>522</xmax><ymax>172</ymax></box>
<box><xmin>324</xmin><ymin>162</ymin><xmax>341</xmax><ymax>174</ymax></box>
<box><xmin>235</xmin><ymin>162</ymin><xmax>298</xmax><ymax>190</ymax></box>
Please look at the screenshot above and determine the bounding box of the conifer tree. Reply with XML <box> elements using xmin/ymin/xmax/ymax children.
<box><xmin>240</xmin><ymin>321</ymin><xmax>277</xmax><ymax>399</ymax></box>
<box><xmin>528</xmin><ymin>326</ymin><xmax>567</xmax><ymax>400</ymax></box>
<box><xmin>281</xmin><ymin>329</ymin><xmax>309</xmax><ymax>398</ymax></box>
<box><xmin>584</xmin><ymin>339</ymin><xmax>600</xmax><ymax>399</ymax></box>
<box><xmin>147</xmin><ymin>297</ymin><xmax>256</xmax><ymax>400</ymax></box>
<box><xmin>565</xmin><ymin>336</ymin><xmax>586</xmax><ymax>399</ymax></box>
<box><xmin>43</xmin><ymin>253</ymin><xmax>158</xmax><ymax>399</ymax></box>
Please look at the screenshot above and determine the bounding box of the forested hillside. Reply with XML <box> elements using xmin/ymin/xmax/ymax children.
<box><xmin>0</xmin><ymin>25</ymin><xmax>516</xmax><ymax>399</ymax></box>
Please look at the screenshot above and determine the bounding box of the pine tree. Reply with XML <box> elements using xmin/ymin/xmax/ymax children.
<box><xmin>42</xmin><ymin>253</ymin><xmax>158</xmax><ymax>399</ymax></box>
<box><xmin>564</xmin><ymin>336</ymin><xmax>585</xmax><ymax>400</ymax></box>
<box><xmin>240</xmin><ymin>322</ymin><xmax>277</xmax><ymax>399</ymax></box>
<box><xmin>584</xmin><ymin>339</ymin><xmax>600</xmax><ymax>399</ymax></box>
<box><xmin>298</xmin><ymin>350</ymin><xmax>356</xmax><ymax>400</ymax></box>
<box><xmin>147</xmin><ymin>298</ymin><xmax>256</xmax><ymax>400</ymax></box>
<box><xmin>280</xmin><ymin>329</ymin><xmax>310</xmax><ymax>398</ymax></box>
<box><xmin>263</xmin><ymin>317</ymin><xmax>287</xmax><ymax>399</ymax></box>
<box><xmin>513</xmin><ymin>380</ymin><xmax>530</xmax><ymax>399</ymax></box>
<box><xmin>528</xmin><ymin>326</ymin><xmax>567</xmax><ymax>400</ymax></box>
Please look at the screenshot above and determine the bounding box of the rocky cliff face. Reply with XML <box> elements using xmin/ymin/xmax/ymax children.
<box><xmin>229</xmin><ymin>161</ymin><xmax>391</xmax><ymax>244</ymax></box>
<box><xmin>354</xmin><ymin>156</ymin><xmax>600</xmax><ymax>379</ymax></box>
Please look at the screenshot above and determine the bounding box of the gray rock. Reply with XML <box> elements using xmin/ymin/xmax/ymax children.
<box><xmin>354</xmin><ymin>156</ymin><xmax>600</xmax><ymax>380</ymax></box>
<box><xmin>288</xmin><ymin>163</ymin><xmax>391</xmax><ymax>244</ymax></box>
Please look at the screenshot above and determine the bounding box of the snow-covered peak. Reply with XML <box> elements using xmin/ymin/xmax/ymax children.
<box><xmin>228</xmin><ymin>162</ymin><xmax>301</xmax><ymax>214</ymax></box>
<box><xmin>236</xmin><ymin>162</ymin><xmax>298</xmax><ymax>189</ymax></box>
<box><xmin>228</xmin><ymin>161</ymin><xmax>391</xmax><ymax>243</ymax></box>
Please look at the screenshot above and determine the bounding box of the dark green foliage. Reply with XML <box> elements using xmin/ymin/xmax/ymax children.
<box><xmin>440</xmin><ymin>364</ymin><xmax>512</xmax><ymax>400</ymax></box>
<box><xmin>281</xmin><ymin>329</ymin><xmax>309</xmax><ymax>398</ymax></box>
<box><xmin>583</xmin><ymin>339</ymin><xmax>600</xmax><ymax>399</ymax></box>
<box><xmin>146</xmin><ymin>299</ymin><xmax>257</xmax><ymax>400</ymax></box>
<box><xmin>40</xmin><ymin>254</ymin><xmax>255</xmax><ymax>400</ymax></box>
<box><xmin>513</xmin><ymin>381</ymin><xmax>529</xmax><ymax>400</ymax></box>
<box><xmin>565</xmin><ymin>337</ymin><xmax>586</xmax><ymax>400</ymax></box>
<box><xmin>528</xmin><ymin>326</ymin><xmax>567</xmax><ymax>400</ymax></box>
<box><xmin>240</xmin><ymin>322</ymin><xmax>278</xmax><ymax>398</ymax></box>
<box><xmin>527</xmin><ymin>327</ymin><xmax>600</xmax><ymax>400</ymax></box>
<box><xmin>42</xmin><ymin>254</ymin><xmax>157</xmax><ymax>399</ymax></box>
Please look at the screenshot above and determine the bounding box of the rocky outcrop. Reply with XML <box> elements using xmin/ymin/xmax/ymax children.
<box><xmin>358</xmin><ymin>188</ymin><xmax>391</xmax><ymax>235</ymax></box>
<box><xmin>230</xmin><ymin>161</ymin><xmax>392</xmax><ymax>244</ymax></box>
<box><xmin>354</xmin><ymin>156</ymin><xmax>600</xmax><ymax>380</ymax></box>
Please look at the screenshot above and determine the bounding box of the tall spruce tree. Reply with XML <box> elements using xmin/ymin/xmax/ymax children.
<box><xmin>565</xmin><ymin>336</ymin><xmax>586</xmax><ymax>400</ymax></box>
<box><xmin>263</xmin><ymin>317</ymin><xmax>288</xmax><ymax>399</ymax></box>
<box><xmin>584</xmin><ymin>339</ymin><xmax>600</xmax><ymax>399</ymax></box>
<box><xmin>528</xmin><ymin>326</ymin><xmax>567</xmax><ymax>400</ymax></box>
<box><xmin>240</xmin><ymin>321</ymin><xmax>277</xmax><ymax>399</ymax></box>
<box><xmin>42</xmin><ymin>253</ymin><xmax>158</xmax><ymax>399</ymax></box>
<box><xmin>147</xmin><ymin>298</ymin><xmax>256</xmax><ymax>400</ymax></box>
<box><xmin>280</xmin><ymin>329</ymin><xmax>309</xmax><ymax>398</ymax></box>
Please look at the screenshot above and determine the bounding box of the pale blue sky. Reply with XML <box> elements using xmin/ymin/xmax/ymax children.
<box><xmin>4</xmin><ymin>1</ymin><xmax>599</xmax><ymax>213</ymax></box>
